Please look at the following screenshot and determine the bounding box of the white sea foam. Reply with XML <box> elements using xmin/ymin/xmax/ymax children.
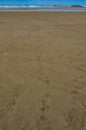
<box><xmin>0</xmin><ymin>5</ymin><xmax>42</xmax><ymax>8</ymax></box>
<box><xmin>0</xmin><ymin>5</ymin><xmax>57</xmax><ymax>8</ymax></box>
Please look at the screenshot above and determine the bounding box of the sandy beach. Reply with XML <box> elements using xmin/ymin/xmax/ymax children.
<box><xmin>0</xmin><ymin>12</ymin><xmax>86</xmax><ymax>130</ymax></box>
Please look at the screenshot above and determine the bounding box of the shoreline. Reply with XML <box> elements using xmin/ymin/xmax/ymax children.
<box><xmin>0</xmin><ymin>7</ymin><xmax>86</xmax><ymax>12</ymax></box>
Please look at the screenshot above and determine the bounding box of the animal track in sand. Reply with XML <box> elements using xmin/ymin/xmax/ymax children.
<box><xmin>41</xmin><ymin>107</ymin><xmax>45</xmax><ymax>112</ymax></box>
<box><xmin>40</xmin><ymin>115</ymin><xmax>46</xmax><ymax>121</ymax></box>
<box><xmin>41</xmin><ymin>98</ymin><xmax>49</xmax><ymax>110</ymax></box>
<box><xmin>66</xmin><ymin>108</ymin><xmax>86</xmax><ymax>130</ymax></box>
<box><xmin>8</xmin><ymin>85</ymin><xmax>25</xmax><ymax>111</ymax></box>
<box><xmin>37</xmin><ymin>114</ymin><xmax>52</xmax><ymax>130</ymax></box>
<box><xmin>38</xmin><ymin>75</ymin><xmax>50</xmax><ymax>84</ymax></box>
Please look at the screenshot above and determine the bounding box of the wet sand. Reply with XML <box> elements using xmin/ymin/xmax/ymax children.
<box><xmin>0</xmin><ymin>12</ymin><xmax>86</xmax><ymax>130</ymax></box>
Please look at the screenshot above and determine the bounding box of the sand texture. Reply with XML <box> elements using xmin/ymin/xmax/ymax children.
<box><xmin>0</xmin><ymin>12</ymin><xmax>86</xmax><ymax>130</ymax></box>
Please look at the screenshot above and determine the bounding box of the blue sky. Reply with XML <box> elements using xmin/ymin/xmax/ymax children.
<box><xmin>0</xmin><ymin>0</ymin><xmax>86</xmax><ymax>6</ymax></box>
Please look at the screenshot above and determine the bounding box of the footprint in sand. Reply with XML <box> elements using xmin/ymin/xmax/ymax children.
<box><xmin>64</xmin><ymin>107</ymin><xmax>86</xmax><ymax>130</ymax></box>
<box><xmin>72</xmin><ymin>89</ymin><xmax>79</xmax><ymax>96</ymax></box>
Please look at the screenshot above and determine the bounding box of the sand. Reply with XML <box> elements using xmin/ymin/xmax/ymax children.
<box><xmin>0</xmin><ymin>12</ymin><xmax>86</xmax><ymax>130</ymax></box>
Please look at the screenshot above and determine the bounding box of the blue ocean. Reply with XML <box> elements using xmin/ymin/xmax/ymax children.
<box><xmin>0</xmin><ymin>0</ymin><xmax>86</xmax><ymax>8</ymax></box>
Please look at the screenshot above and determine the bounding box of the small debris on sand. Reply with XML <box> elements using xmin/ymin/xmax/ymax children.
<box><xmin>1</xmin><ymin>50</ymin><xmax>7</xmax><ymax>56</ymax></box>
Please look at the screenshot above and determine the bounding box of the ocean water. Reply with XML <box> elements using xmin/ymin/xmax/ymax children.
<box><xmin>0</xmin><ymin>0</ymin><xmax>86</xmax><ymax>8</ymax></box>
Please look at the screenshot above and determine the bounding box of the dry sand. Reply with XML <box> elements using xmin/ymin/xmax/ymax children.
<box><xmin>0</xmin><ymin>12</ymin><xmax>86</xmax><ymax>130</ymax></box>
